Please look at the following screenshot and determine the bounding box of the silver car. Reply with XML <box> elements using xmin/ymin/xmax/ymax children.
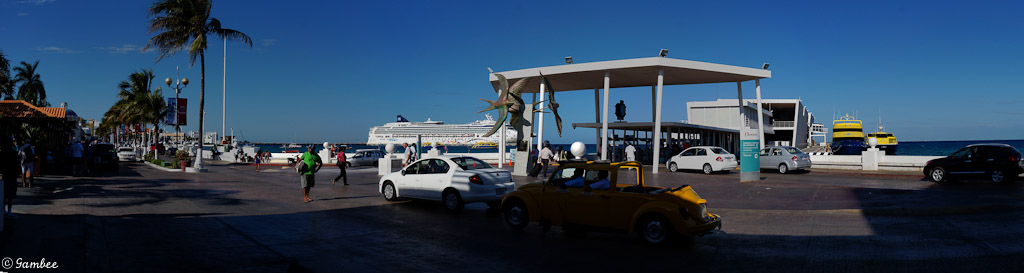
<box><xmin>348</xmin><ymin>149</ymin><xmax>384</xmax><ymax>167</ymax></box>
<box><xmin>758</xmin><ymin>146</ymin><xmax>812</xmax><ymax>174</ymax></box>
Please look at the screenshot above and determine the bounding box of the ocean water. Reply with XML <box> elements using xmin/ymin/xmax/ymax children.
<box><xmin>254</xmin><ymin>140</ymin><xmax>1024</xmax><ymax>157</ymax></box>
<box><xmin>896</xmin><ymin>140</ymin><xmax>1024</xmax><ymax>156</ymax></box>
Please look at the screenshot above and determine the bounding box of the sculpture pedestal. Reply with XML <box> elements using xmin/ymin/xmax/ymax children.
<box><xmin>379</xmin><ymin>156</ymin><xmax>394</xmax><ymax>176</ymax></box>
<box><xmin>425</xmin><ymin>148</ymin><xmax>442</xmax><ymax>158</ymax></box>
<box><xmin>513</xmin><ymin>151</ymin><xmax>530</xmax><ymax>176</ymax></box>
<box><xmin>861</xmin><ymin>148</ymin><xmax>884</xmax><ymax>171</ymax></box>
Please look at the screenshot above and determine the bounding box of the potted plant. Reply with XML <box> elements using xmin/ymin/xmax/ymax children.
<box><xmin>176</xmin><ymin>150</ymin><xmax>191</xmax><ymax>171</ymax></box>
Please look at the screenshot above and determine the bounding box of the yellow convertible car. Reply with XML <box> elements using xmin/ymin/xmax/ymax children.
<box><xmin>501</xmin><ymin>161</ymin><xmax>721</xmax><ymax>244</ymax></box>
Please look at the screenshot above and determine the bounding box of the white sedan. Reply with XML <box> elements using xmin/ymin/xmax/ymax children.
<box><xmin>117</xmin><ymin>147</ymin><xmax>136</xmax><ymax>162</ymax></box>
<box><xmin>666</xmin><ymin>146</ymin><xmax>737</xmax><ymax>174</ymax></box>
<box><xmin>379</xmin><ymin>155</ymin><xmax>514</xmax><ymax>212</ymax></box>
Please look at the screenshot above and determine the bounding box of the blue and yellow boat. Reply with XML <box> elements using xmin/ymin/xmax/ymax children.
<box><xmin>830</xmin><ymin>114</ymin><xmax>867</xmax><ymax>155</ymax></box>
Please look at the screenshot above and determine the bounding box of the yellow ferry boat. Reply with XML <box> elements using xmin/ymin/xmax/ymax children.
<box><xmin>830</xmin><ymin>114</ymin><xmax>867</xmax><ymax>155</ymax></box>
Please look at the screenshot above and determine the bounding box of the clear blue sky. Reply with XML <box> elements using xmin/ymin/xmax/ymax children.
<box><xmin>2</xmin><ymin>0</ymin><xmax>1022</xmax><ymax>143</ymax></box>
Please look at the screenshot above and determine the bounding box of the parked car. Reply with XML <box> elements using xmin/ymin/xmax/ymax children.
<box><xmin>924</xmin><ymin>143</ymin><xmax>1023</xmax><ymax>183</ymax></box>
<box><xmin>348</xmin><ymin>149</ymin><xmax>384</xmax><ymax>167</ymax></box>
<box><xmin>501</xmin><ymin>161</ymin><xmax>721</xmax><ymax>244</ymax></box>
<box><xmin>117</xmin><ymin>147</ymin><xmax>136</xmax><ymax>162</ymax></box>
<box><xmin>93</xmin><ymin>143</ymin><xmax>119</xmax><ymax>171</ymax></box>
<box><xmin>666</xmin><ymin>146</ymin><xmax>737</xmax><ymax>174</ymax></box>
<box><xmin>379</xmin><ymin>155</ymin><xmax>514</xmax><ymax>212</ymax></box>
<box><xmin>759</xmin><ymin>146</ymin><xmax>812</xmax><ymax>174</ymax></box>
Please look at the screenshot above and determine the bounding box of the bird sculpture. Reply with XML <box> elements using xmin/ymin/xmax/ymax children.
<box><xmin>479</xmin><ymin>73</ymin><xmax>535</xmax><ymax>150</ymax></box>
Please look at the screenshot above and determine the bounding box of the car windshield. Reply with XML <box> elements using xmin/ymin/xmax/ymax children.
<box><xmin>452</xmin><ymin>157</ymin><xmax>492</xmax><ymax>170</ymax></box>
<box><xmin>711</xmin><ymin>148</ymin><xmax>730</xmax><ymax>154</ymax></box>
<box><xmin>785</xmin><ymin>147</ymin><xmax>804</xmax><ymax>154</ymax></box>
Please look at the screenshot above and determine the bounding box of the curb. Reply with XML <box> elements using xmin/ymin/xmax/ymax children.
<box><xmin>143</xmin><ymin>161</ymin><xmax>184</xmax><ymax>173</ymax></box>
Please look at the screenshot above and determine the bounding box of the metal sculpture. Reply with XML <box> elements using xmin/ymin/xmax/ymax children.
<box><xmin>479</xmin><ymin>73</ymin><xmax>535</xmax><ymax>150</ymax></box>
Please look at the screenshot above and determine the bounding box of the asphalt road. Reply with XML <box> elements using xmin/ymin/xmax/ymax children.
<box><xmin>2</xmin><ymin>162</ymin><xmax>1023</xmax><ymax>273</ymax></box>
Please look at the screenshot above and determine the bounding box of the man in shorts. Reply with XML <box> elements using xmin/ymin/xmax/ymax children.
<box><xmin>299</xmin><ymin>145</ymin><xmax>322</xmax><ymax>203</ymax></box>
<box><xmin>19</xmin><ymin>139</ymin><xmax>35</xmax><ymax>188</ymax></box>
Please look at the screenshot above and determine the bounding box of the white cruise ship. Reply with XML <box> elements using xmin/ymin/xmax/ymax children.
<box><xmin>367</xmin><ymin>114</ymin><xmax>517</xmax><ymax>146</ymax></box>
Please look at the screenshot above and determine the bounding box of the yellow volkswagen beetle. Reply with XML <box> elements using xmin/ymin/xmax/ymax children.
<box><xmin>501</xmin><ymin>161</ymin><xmax>721</xmax><ymax>244</ymax></box>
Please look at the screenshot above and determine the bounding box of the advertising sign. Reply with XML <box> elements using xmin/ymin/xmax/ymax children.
<box><xmin>176</xmin><ymin>98</ymin><xmax>187</xmax><ymax>126</ymax></box>
<box><xmin>739</xmin><ymin>127</ymin><xmax>761</xmax><ymax>182</ymax></box>
<box><xmin>166</xmin><ymin>98</ymin><xmax>177</xmax><ymax>125</ymax></box>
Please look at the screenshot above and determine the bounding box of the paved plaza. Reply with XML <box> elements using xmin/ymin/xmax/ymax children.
<box><xmin>2</xmin><ymin>162</ymin><xmax>1024</xmax><ymax>272</ymax></box>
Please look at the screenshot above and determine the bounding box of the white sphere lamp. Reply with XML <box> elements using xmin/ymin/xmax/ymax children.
<box><xmin>867</xmin><ymin>137</ymin><xmax>878</xmax><ymax>148</ymax></box>
<box><xmin>570</xmin><ymin>141</ymin><xmax>586</xmax><ymax>159</ymax></box>
<box><xmin>385</xmin><ymin>143</ymin><xmax>396</xmax><ymax>154</ymax></box>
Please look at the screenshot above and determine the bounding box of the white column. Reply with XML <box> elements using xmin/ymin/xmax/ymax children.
<box><xmin>651</xmin><ymin>86</ymin><xmax>656</xmax><ymax>122</ymax></box>
<box><xmin>792</xmin><ymin>100</ymin><xmax>800</xmax><ymax>146</ymax></box>
<box><xmin>652</xmin><ymin>69</ymin><xmax>664</xmax><ymax>173</ymax></box>
<box><xmin>537</xmin><ymin>81</ymin><xmax>545</xmax><ymax>151</ymax></box>
<box><xmin>594</xmin><ymin>89</ymin><xmax>600</xmax><ymax>145</ymax></box>
<box><xmin>601</xmin><ymin>72</ymin><xmax>610</xmax><ymax>160</ymax></box>
<box><xmin>499</xmin><ymin>122</ymin><xmax>506</xmax><ymax>167</ymax></box>
<box><xmin>222</xmin><ymin>38</ymin><xmax>227</xmax><ymax>140</ymax></box>
<box><xmin>756</xmin><ymin>79</ymin><xmax>765</xmax><ymax>149</ymax></box>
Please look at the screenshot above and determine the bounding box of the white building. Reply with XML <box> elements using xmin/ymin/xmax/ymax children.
<box><xmin>687</xmin><ymin>99</ymin><xmax>816</xmax><ymax>148</ymax></box>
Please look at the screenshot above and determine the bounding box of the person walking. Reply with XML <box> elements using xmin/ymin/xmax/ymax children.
<box><xmin>402</xmin><ymin>143</ymin><xmax>412</xmax><ymax>167</ymax></box>
<box><xmin>299</xmin><ymin>146</ymin><xmax>323</xmax><ymax>203</ymax></box>
<box><xmin>3</xmin><ymin>137</ymin><xmax>20</xmax><ymax>216</ymax></box>
<box><xmin>332</xmin><ymin>146</ymin><xmax>348</xmax><ymax>186</ymax></box>
<box><xmin>625</xmin><ymin>143</ymin><xmax>637</xmax><ymax>162</ymax></box>
<box><xmin>71</xmin><ymin>139</ymin><xmax>84</xmax><ymax>176</ymax></box>
<box><xmin>18</xmin><ymin>139</ymin><xmax>36</xmax><ymax>188</ymax></box>
<box><xmin>538</xmin><ymin>142</ymin><xmax>555</xmax><ymax>178</ymax></box>
<box><xmin>254</xmin><ymin>150</ymin><xmax>261</xmax><ymax>171</ymax></box>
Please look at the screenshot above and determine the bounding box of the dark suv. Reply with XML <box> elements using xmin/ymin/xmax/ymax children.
<box><xmin>924</xmin><ymin>144</ymin><xmax>1023</xmax><ymax>183</ymax></box>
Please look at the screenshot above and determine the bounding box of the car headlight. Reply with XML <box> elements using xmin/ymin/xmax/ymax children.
<box><xmin>699</xmin><ymin>203</ymin><xmax>709</xmax><ymax>221</ymax></box>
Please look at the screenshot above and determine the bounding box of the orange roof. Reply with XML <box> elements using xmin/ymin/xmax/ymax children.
<box><xmin>0</xmin><ymin>100</ymin><xmax>66</xmax><ymax>119</ymax></box>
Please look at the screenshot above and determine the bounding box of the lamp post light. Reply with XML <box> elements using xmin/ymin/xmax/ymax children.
<box><xmin>165</xmin><ymin>67</ymin><xmax>189</xmax><ymax>147</ymax></box>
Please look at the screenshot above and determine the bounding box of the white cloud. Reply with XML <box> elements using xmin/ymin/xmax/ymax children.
<box><xmin>34</xmin><ymin>46</ymin><xmax>82</xmax><ymax>54</ymax></box>
<box><xmin>97</xmin><ymin>44</ymin><xmax>140</xmax><ymax>54</ymax></box>
<box><xmin>18</xmin><ymin>0</ymin><xmax>55</xmax><ymax>5</ymax></box>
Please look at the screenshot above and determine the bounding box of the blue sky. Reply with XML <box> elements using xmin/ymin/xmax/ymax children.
<box><xmin>2</xmin><ymin>0</ymin><xmax>1022</xmax><ymax>143</ymax></box>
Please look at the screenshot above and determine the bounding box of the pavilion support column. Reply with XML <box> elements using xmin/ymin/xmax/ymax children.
<box><xmin>537</xmin><ymin>80</ymin><xmax>546</xmax><ymax>151</ymax></box>
<box><xmin>595</xmin><ymin>89</ymin><xmax>601</xmax><ymax>148</ymax></box>
<box><xmin>652</xmin><ymin>69</ymin><xmax>664</xmax><ymax>173</ymax></box>
<box><xmin>652</xmin><ymin>86</ymin><xmax>656</xmax><ymax>122</ymax></box>
<box><xmin>531</xmin><ymin>92</ymin><xmax>537</xmax><ymax>151</ymax></box>
<box><xmin>756</xmin><ymin>79</ymin><xmax>766</xmax><ymax>149</ymax></box>
<box><xmin>601</xmin><ymin>72</ymin><xmax>611</xmax><ymax>160</ymax></box>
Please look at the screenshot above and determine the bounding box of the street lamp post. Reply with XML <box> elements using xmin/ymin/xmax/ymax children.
<box><xmin>165</xmin><ymin>67</ymin><xmax>189</xmax><ymax>148</ymax></box>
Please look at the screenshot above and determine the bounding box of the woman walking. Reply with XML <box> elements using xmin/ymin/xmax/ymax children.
<box><xmin>254</xmin><ymin>150</ymin><xmax>262</xmax><ymax>171</ymax></box>
<box><xmin>332</xmin><ymin>146</ymin><xmax>348</xmax><ymax>186</ymax></box>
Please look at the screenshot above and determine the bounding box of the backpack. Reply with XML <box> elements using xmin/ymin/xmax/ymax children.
<box><xmin>21</xmin><ymin>145</ymin><xmax>34</xmax><ymax>164</ymax></box>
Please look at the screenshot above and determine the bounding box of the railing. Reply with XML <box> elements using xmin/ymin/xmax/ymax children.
<box><xmin>772</xmin><ymin>120</ymin><xmax>795</xmax><ymax>128</ymax></box>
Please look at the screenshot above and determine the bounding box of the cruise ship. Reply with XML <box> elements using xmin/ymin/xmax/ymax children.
<box><xmin>367</xmin><ymin>114</ymin><xmax>517</xmax><ymax>146</ymax></box>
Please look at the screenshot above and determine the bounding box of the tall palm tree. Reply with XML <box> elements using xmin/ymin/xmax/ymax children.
<box><xmin>145</xmin><ymin>0</ymin><xmax>251</xmax><ymax>168</ymax></box>
<box><xmin>0</xmin><ymin>50</ymin><xmax>13</xmax><ymax>100</ymax></box>
<box><xmin>13</xmin><ymin>60</ymin><xmax>47</xmax><ymax>106</ymax></box>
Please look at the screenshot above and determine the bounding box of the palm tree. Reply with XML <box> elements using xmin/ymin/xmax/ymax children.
<box><xmin>111</xmin><ymin>69</ymin><xmax>166</xmax><ymax>153</ymax></box>
<box><xmin>145</xmin><ymin>0</ymin><xmax>251</xmax><ymax>169</ymax></box>
<box><xmin>13</xmin><ymin>60</ymin><xmax>47</xmax><ymax>106</ymax></box>
<box><xmin>0</xmin><ymin>50</ymin><xmax>13</xmax><ymax>100</ymax></box>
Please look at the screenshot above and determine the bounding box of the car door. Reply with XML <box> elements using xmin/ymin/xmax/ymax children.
<box><xmin>608</xmin><ymin>167</ymin><xmax>647</xmax><ymax>230</ymax></box>
<box><xmin>564</xmin><ymin>169</ymin><xmax>611</xmax><ymax>228</ymax></box>
<box><xmin>694</xmin><ymin>148</ymin><xmax>709</xmax><ymax>167</ymax></box>
<box><xmin>542</xmin><ymin>167</ymin><xmax>579</xmax><ymax>226</ymax></box>
<box><xmin>398</xmin><ymin>160</ymin><xmax>427</xmax><ymax>198</ymax></box>
<box><xmin>677</xmin><ymin>148</ymin><xmax>698</xmax><ymax>170</ymax></box>
<box><xmin>759</xmin><ymin>148</ymin><xmax>772</xmax><ymax>169</ymax></box>
<box><xmin>947</xmin><ymin>147</ymin><xmax>975</xmax><ymax>174</ymax></box>
<box><xmin>417</xmin><ymin>159</ymin><xmax>452</xmax><ymax>200</ymax></box>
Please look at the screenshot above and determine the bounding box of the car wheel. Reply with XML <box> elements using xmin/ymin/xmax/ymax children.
<box><xmin>702</xmin><ymin>163</ymin><xmax>713</xmax><ymax>175</ymax></box>
<box><xmin>989</xmin><ymin>169</ymin><xmax>1006</xmax><ymax>183</ymax></box>
<box><xmin>443</xmin><ymin>189</ymin><xmax>464</xmax><ymax>213</ymax></box>
<box><xmin>373</xmin><ymin>161</ymin><xmax>379</xmax><ymax>167</ymax></box>
<box><xmin>929</xmin><ymin>167</ymin><xmax>947</xmax><ymax>182</ymax></box>
<box><xmin>669</xmin><ymin>163</ymin><xmax>678</xmax><ymax>172</ymax></box>
<box><xmin>382</xmin><ymin>181</ymin><xmax>398</xmax><ymax>201</ymax></box>
<box><xmin>778</xmin><ymin>163</ymin><xmax>789</xmax><ymax>174</ymax></box>
<box><xmin>637</xmin><ymin>214</ymin><xmax>674</xmax><ymax>245</ymax></box>
<box><xmin>345</xmin><ymin>162</ymin><xmax>352</xmax><ymax>168</ymax></box>
<box><xmin>504</xmin><ymin>198</ymin><xmax>529</xmax><ymax>230</ymax></box>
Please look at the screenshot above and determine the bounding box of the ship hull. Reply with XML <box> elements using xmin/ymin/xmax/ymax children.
<box><xmin>831</xmin><ymin>139</ymin><xmax>867</xmax><ymax>155</ymax></box>
<box><xmin>877</xmin><ymin>144</ymin><xmax>898</xmax><ymax>155</ymax></box>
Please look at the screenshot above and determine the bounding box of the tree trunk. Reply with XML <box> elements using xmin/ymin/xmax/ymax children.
<box><xmin>196</xmin><ymin>52</ymin><xmax>206</xmax><ymax>168</ymax></box>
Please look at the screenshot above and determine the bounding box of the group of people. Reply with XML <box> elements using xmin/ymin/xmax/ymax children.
<box><xmin>292</xmin><ymin>145</ymin><xmax>353</xmax><ymax>203</ymax></box>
